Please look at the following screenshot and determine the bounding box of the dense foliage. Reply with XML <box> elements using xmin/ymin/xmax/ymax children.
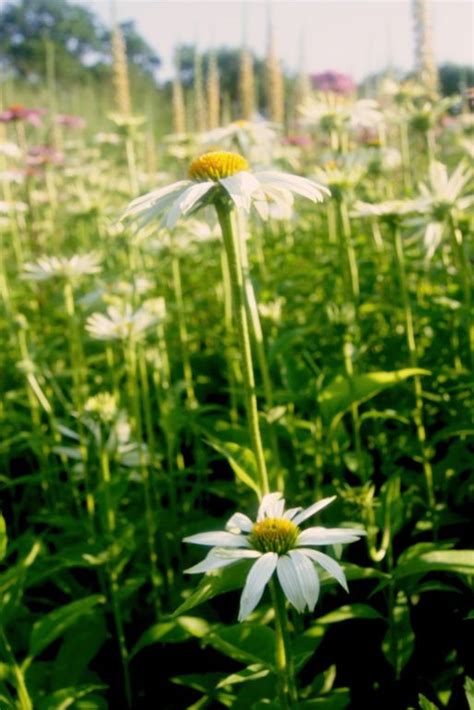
<box><xmin>0</xmin><ymin>46</ymin><xmax>473</xmax><ymax>710</ymax></box>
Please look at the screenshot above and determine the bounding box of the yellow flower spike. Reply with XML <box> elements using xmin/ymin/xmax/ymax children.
<box><xmin>189</xmin><ymin>151</ymin><xmax>249</xmax><ymax>182</ymax></box>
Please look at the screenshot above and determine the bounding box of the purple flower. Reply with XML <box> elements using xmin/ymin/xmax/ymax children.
<box><xmin>55</xmin><ymin>114</ymin><xmax>86</xmax><ymax>129</ymax></box>
<box><xmin>310</xmin><ymin>72</ymin><xmax>355</xmax><ymax>96</ymax></box>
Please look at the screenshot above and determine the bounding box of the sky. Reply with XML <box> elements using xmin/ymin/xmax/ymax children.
<box><xmin>78</xmin><ymin>0</ymin><xmax>473</xmax><ymax>81</ymax></box>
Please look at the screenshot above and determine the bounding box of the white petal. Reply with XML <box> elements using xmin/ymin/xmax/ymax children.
<box><xmin>255</xmin><ymin>171</ymin><xmax>330</xmax><ymax>203</ymax></box>
<box><xmin>185</xmin><ymin>547</ymin><xmax>261</xmax><ymax>574</ymax></box>
<box><xmin>183</xmin><ymin>531</ymin><xmax>251</xmax><ymax>547</ymax></box>
<box><xmin>257</xmin><ymin>492</ymin><xmax>284</xmax><ymax>521</ymax></box>
<box><xmin>220</xmin><ymin>171</ymin><xmax>263</xmax><ymax>212</ymax></box>
<box><xmin>166</xmin><ymin>182</ymin><xmax>213</xmax><ymax>229</ymax></box>
<box><xmin>283</xmin><ymin>507</ymin><xmax>303</xmax><ymax>520</ymax></box>
<box><xmin>289</xmin><ymin>550</ymin><xmax>320</xmax><ymax>611</ymax></box>
<box><xmin>297</xmin><ymin>526</ymin><xmax>366</xmax><ymax>546</ymax></box>
<box><xmin>292</xmin><ymin>496</ymin><xmax>337</xmax><ymax>526</ymax></box>
<box><xmin>276</xmin><ymin>554</ymin><xmax>307</xmax><ymax>613</ymax></box>
<box><xmin>299</xmin><ymin>548</ymin><xmax>348</xmax><ymax>592</ymax></box>
<box><xmin>238</xmin><ymin>552</ymin><xmax>278</xmax><ymax>621</ymax></box>
<box><xmin>226</xmin><ymin>512</ymin><xmax>254</xmax><ymax>534</ymax></box>
<box><xmin>121</xmin><ymin>181</ymin><xmax>191</xmax><ymax>219</ymax></box>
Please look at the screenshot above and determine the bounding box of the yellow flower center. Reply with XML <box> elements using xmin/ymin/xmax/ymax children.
<box><xmin>250</xmin><ymin>518</ymin><xmax>299</xmax><ymax>554</ymax></box>
<box><xmin>189</xmin><ymin>151</ymin><xmax>249</xmax><ymax>182</ymax></box>
<box><xmin>233</xmin><ymin>119</ymin><xmax>250</xmax><ymax>128</ymax></box>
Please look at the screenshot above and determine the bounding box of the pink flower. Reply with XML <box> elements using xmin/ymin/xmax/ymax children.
<box><xmin>55</xmin><ymin>114</ymin><xmax>86</xmax><ymax>129</ymax></box>
<box><xmin>27</xmin><ymin>146</ymin><xmax>64</xmax><ymax>166</ymax></box>
<box><xmin>310</xmin><ymin>72</ymin><xmax>355</xmax><ymax>96</ymax></box>
<box><xmin>0</xmin><ymin>105</ymin><xmax>46</xmax><ymax>126</ymax></box>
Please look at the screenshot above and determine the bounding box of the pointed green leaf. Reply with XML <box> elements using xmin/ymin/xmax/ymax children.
<box><xmin>206</xmin><ymin>438</ymin><xmax>261</xmax><ymax>496</ymax></box>
<box><xmin>319</xmin><ymin>368</ymin><xmax>430</xmax><ymax>422</ymax></box>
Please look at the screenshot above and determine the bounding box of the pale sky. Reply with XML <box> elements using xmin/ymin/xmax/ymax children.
<box><xmin>80</xmin><ymin>1</ymin><xmax>474</xmax><ymax>80</ymax></box>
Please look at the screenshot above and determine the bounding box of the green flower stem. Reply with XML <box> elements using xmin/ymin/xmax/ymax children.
<box><xmin>270</xmin><ymin>580</ymin><xmax>298</xmax><ymax>707</ymax></box>
<box><xmin>215</xmin><ymin>200</ymin><xmax>270</xmax><ymax>497</ymax></box>
<box><xmin>220</xmin><ymin>247</ymin><xmax>240</xmax><ymax>424</ymax></box>
<box><xmin>237</xmin><ymin>215</ymin><xmax>283</xmax><ymax>490</ymax></box>
<box><xmin>171</xmin><ymin>252</ymin><xmax>197</xmax><ymax>409</ymax></box>
<box><xmin>63</xmin><ymin>280</ymin><xmax>95</xmax><ymax>526</ymax></box>
<box><xmin>392</xmin><ymin>224</ymin><xmax>435</xmax><ymax>507</ymax></box>
<box><xmin>125</xmin><ymin>135</ymin><xmax>139</xmax><ymax>196</ymax></box>
<box><xmin>99</xmin><ymin>442</ymin><xmax>132</xmax><ymax>708</ymax></box>
<box><xmin>125</xmin><ymin>339</ymin><xmax>161</xmax><ymax>618</ymax></box>
<box><xmin>448</xmin><ymin>213</ymin><xmax>473</xmax><ymax>370</ymax></box>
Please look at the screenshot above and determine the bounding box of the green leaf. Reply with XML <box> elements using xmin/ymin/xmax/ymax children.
<box><xmin>206</xmin><ymin>623</ymin><xmax>276</xmax><ymax>670</ymax></box>
<box><xmin>0</xmin><ymin>514</ymin><xmax>6</xmax><ymax>561</ymax></box>
<box><xmin>206</xmin><ymin>438</ymin><xmax>261</xmax><ymax>497</ymax></box>
<box><xmin>418</xmin><ymin>694</ymin><xmax>439</xmax><ymax>710</ymax></box>
<box><xmin>38</xmin><ymin>684</ymin><xmax>106</xmax><ymax>710</ymax></box>
<box><xmin>172</xmin><ymin>559</ymin><xmax>253</xmax><ymax>617</ymax></box>
<box><xmin>28</xmin><ymin>595</ymin><xmax>106</xmax><ymax>659</ymax></box>
<box><xmin>216</xmin><ymin>664</ymin><xmax>270</xmax><ymax>689</ymax></box>
<box><xmin>299</xmin><ymin>689</ymin><xmax>350</xmax><ymax>709</ymax></box>
<box><xmin>319</xmin><ymin>368</ymin><xmax>430</xmax><ymax>423</ymax></box>
<box><xmin>382</xmin><ymin>591</ymin><xmax>414</xmax><ymax>676</ymax></box>
<box><xmin>131</xmin><ymin>616</ymin><xmax>211</xmax><ymax>657</ymax></box>
<box><xmin>51</xmin><ymin>615</ymin><xmax>107</xmax><ymax>689</ymax></box>
<box><xmin>395</xmin><ymin>550</ymin><xmax>474</xmax><ymax>579</ymax></box>
<box><xmin>316</xmin><ymin>604</ymin><xmax>383</xmax><ymax>625</ymax></box>
<box><xmin>465</xmin><ymin>677</ymin><xmax>474</xmax><ymax>710</ymax></box>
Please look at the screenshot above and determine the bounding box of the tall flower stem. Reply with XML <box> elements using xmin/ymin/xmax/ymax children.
<box><xmin>125</xmin><ymin>339</ymin><xmax>161</xmax><ymax>618</ymax></box>
<box><xmin>270</xmin><ymin>581</ymin><xmax>298</xmax><ymax>707</ymax></box>
<box><xmin>448</xmin><ymin>213</ymin><xmax>473</xmax><ymax>370</ymax></box>
<box><xmin>392</xmin><ymin>223</ymin><xmax>435</xmax><ymax>507</ymax></box>
<box><xmin>237</xmin><ymin>215</ymin><xmax>283</xmax><ymax>490</ymax></box>
<box><xmin>215</xmin><ymin>200</ymin><xmax>270</xmax><ymax>497</ymax></box>
<box><xmin>98</xmin><ymin>440</ymin><xmax>132</xmax><ymax>707</ymax></box>
<box><xmin>170</xmin><ymin>251</ymin><xmax>197</xmax><ymax>409</ymax></box>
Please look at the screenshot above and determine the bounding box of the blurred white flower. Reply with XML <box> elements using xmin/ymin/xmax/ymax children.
<box><xmin>86</xmin><ymin>304</ymin><xmax>157</xmax><ymax>341</ymax></box>
<box><xmin>0</xmin><ymin>142</ymin><xmax>22</xmax><ymax>159</ymax></box>
<box><xmin>23</xmin><ymin>253</ymin><xmax>102</xmax><ymax>281</ymax></box>
<box><xmin>299</xmin><ymin>93</ymin><xmax>383</xmax><ymax>130</ymax></box>
<box><xmin>121</xmin><ymin>150</ymin><xmax>330</xmax><ymax>231</ymax></box>
<box><xmin>184</xmin><ymin>492</ymin><xmax>365</xmax><ymax>621</ymax></box>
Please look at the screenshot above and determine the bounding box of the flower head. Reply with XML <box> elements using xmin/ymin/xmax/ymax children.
<box><xmin>184</xmin><ymin>492</ymin><xmax>365</xmax><ymax>621</ymax></box>
<box><xmin>0</xmin><ymin>105</ymin><xmax>46</xmax><ymax>126</ymax></box>
<box><xmin>86</xmin><ymin>303</ymin><xmax>157</xmax><ymax>342</ymax></box>
<box><xmin>121</xmin><ymin>151</ymin><xmax>330</xmax><ymax>231</ymax></box>
<box><xmin>23</xmin><ymin>253</ymin><xmax>101</xmax><ymax>282</ymax></box>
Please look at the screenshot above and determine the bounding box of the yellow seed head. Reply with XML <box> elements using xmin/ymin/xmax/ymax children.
<box><xmin>250</xmin><ymin>518</ymin><xmax>299</xmax><ymax>554</ymax></box>
<box><xmin>188</xmin><ymin>151</ymin><xmax>249</xmax><ymax>181</ymax></box>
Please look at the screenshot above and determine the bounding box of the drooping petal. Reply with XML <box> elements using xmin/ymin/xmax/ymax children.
<box><xmin>185</xmin><ymin>547</ymin><xmax>261</xmax><ymax>574</ymax></box>
<box><xmin>183</xmin><ymin>531</ymin><xmax>251</xmax><ymax>547</ymax></box>
<box><xmin>220</xmin><ymin>171</ymin><xmax>264</xmax><ymax>212</ymax></box>
<box><xmin>255</xmin><ymin>171</ymin><xmax>330</xmax><ymax>203</ymax></box>
<box><xmin>257</xmin><ymin>492</ymin><xmax>284</xmax><ymax>521</ymax></box>
<box><xmin>276</xmin><ymin>554</ymin><xmax>307</xmax><ymax>613</ymax></box>
<box><xmin>226</xmin><ymin>512</ymin><xmax>254</xmax><ymax>534</ymax></box>
<box><xmin>288</xmin><ymin>550</ymin><xmax>320</xmax><ymax>611</ymax></box>
<box><xmin>297</xmin><ymin>526</ymin><xmax>366</xmax><ymax>546</ymax></box>
<box><xmin>292</xmin><ymin>496</ymin><xmax>337</xmax><ymax>526</ymax></box>
<box><xmin>299</xmin><ymin>548</ymin><xmax>348</xmax><ymax>592</ymax></box>
<box><xmin>121</xmin><ymin>181</ymin><xmax>191</xmax><ymax>220</ymax></box>
<box><xmin>166</xmin><ymin>181</ymin><xmax>214</xmax><ymax>229</ymax></box>
<box><xmin>238</xmin><ymin>552</ymin><xmax>278</xmax><ymax>621</ymax></box>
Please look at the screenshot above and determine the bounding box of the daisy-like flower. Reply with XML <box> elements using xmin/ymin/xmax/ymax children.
<box><xmin>200</xmin><ymin>119</ymin><xmax>280</xmax><ymax>163</ymax></box>
<box><xmin>23</xmin><ymin>253</ymin><xmax>101</xmax><ymax>282</ymax></box>
<box><xmin>352</xmin><ymin>199</ymin><xmax>418</xmax><ymax>221</ymax></box>
<box><xmin>299</xmin><ymin>93</ymin><xmax>383</xmax><ymax>131</ymax></box>
<box><xmin>86</xmin><ymin>304</ymin><xmax>157</xmax><ymax>342</ymax></box>
<box><xmin>121</xmin><ymin>150</ymin><xmax>330</xmax><ymax>231</ymax></box>
<box><xmin>0</xmin><ymin>104</ymin><xmax>46</xmax><ymax>126</ymax></box>
<box><xmin>411</xmin><ymin>161</ymin><xmax>473</xmax><ymax>259</ymax></box>
<box><xmin>184</xmin><ymin>492</ymin><xmax>365</xmax><ymax>621</ymax></box>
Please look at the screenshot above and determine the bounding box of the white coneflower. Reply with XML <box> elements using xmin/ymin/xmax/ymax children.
<box><xmin>121</xmin><ymin>150</ymin><xmax>330</xmax><ymax>231</ymax></box>
<box><xmin>299</xmin><ymin>94</ymin><xmax>383</xmax><ymax>131</ymax></box>
<box><xmin>23</xmin><ymin>253</ymin><xmax>102</xmax><ymax>282</ymax></box>
<box><xmin>184</xmin><ymin>492</ymin><xmax>365</xmax><ymax>621</ymax></box>
<box><xmin>86</xmin><ymin>304</ymin><xmax>157</xmax><ymax>342</ymax></box>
